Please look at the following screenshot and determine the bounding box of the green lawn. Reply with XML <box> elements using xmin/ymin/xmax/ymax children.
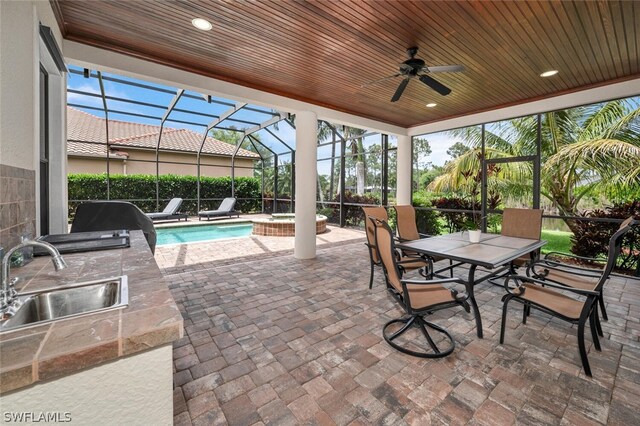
<box><xmin>540</xmin><ymin>229</ymin><xmax>572</xmax><ymax>254</ymax></box>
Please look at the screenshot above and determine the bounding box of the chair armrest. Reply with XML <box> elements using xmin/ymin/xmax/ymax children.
<box><xmin>504</xmin><ymin>274</ymin><xmax>600</xmax><ymax>297</ymax></box>
<box><xmin>397</xmin><ymin>257</ymin><xmax>428</xmax><ymax>265</ymax></box>
<box><xmin>529</xmin><ymin>260</ymin><xmax>602</xmax><ymax>278</ymax></box>
<box><xmin>544</xmin><ymin>251</ymin><xmax>605</xmax><ymax>264</ymax></box>
<box><xmin>402</xmin><ymin>277</ymin><xmax>463</xmax><ymax>286</ymax></box>
<box><xmin>418</xmin><ymin>233</ymin><xmax>431</xmax><ymax>238</ymax></box>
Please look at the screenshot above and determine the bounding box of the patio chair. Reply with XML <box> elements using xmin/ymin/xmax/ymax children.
<box><xmin>487</xmin><ymin>208</ymin><xmax>543</xmax><ymax>286</ymax></box>
<box><xmin>499</xmin><ymin>218</ymin><xmax>634</xmax><ymax>376</ymax></box>
<box><xmin>370</xmin><ymin>217</ymin><xmax>470</xmax><ymax>358</ymax></box>
<box><xmin>362</xmin><ymin>206</ymin><xmax>429</xmax><ymax>289</ymax></box>
<box><xmin>537</xmin><ymin>216</ymin><xmax>636</xmax><ymax>323</ymax></box>
<box><xmin>393</xmin><ymin>205</ymin><xmax>454</xmax><ymax>277</ymax></box>
<box><xmin>198</xmin><ymin>197</ymin><xmax>240</xmax><ymax>221</ymax></box>
<box><xmin>145</xmin><ymin>198</ymin><xmax>188</xmax><ymax>222</ymax></box>
<box><xmin>71</xmin><ymin>201</ymin><xmax>157</xmax><ymax>254</ymax></box>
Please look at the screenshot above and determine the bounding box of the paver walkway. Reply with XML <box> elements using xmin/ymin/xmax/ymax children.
<box><xmin>163</xmin><ymin>236</ymin><xmax>640</xmax><ymax>425</ymax></box>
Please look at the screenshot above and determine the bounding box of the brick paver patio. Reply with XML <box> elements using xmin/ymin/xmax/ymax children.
<box><xmin>163</xmin><ymin>233</ymin><xmax>640</xmax><ymax>425</ymax></box>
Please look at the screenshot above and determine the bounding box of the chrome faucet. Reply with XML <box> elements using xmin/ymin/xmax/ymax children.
<box><xmin>1</xmin><ymin>240</ymin><xmax>67</xmax><ymax>313</ymax></box>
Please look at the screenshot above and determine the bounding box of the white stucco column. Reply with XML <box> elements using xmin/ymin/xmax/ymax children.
<box><xmin>396</xmin><ymin>134</ymin><xmax>412</xmax><ymax>205</ymax></box>
<box><xmin>294</xmin><ymin>111</ymin><xmax>318</xmax><ymax>259</ymax></box>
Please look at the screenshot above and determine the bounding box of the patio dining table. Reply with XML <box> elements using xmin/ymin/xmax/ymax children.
<box><xmin>397</xmin><ymin>232</ymin><xmax>547</xmax><ymax>339</ymax></box>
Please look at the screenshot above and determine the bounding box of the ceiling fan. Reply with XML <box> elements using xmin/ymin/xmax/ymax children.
<box><xmin>363</xmin><ymin>47</ymin><xmax>464</xmax><ymax>102</ymax></box>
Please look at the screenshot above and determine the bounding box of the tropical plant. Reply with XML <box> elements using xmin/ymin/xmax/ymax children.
<box><xmin>429</xmin><ymin>98</ymin><xmax>640</xmax><ymax>234</ymax></box>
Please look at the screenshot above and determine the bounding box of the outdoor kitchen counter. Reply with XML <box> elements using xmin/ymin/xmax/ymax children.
<box><xmin>0</xmin><ymin>231</ymin><xmax>183</xmax><ymax>394</ymax></box>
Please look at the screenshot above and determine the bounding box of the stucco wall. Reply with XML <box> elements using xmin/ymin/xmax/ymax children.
<box><xmin>1</xmin><ymin>345</ymin><xmax>173</xmax><ymax>426</ymax></box>
<box><xmin>0</xmin><ymin>1</ymin><xmax>67</xmax><ymax>240</ymax></box>
<box><xmin>68</xmin><ymin>156</ymin><xmax>125</xmax><ymax>175</ymax></box>
<box><xmin>0</xmin><ymin>1</ymin><xmax>37</xmax><ymax>171</ymax></box>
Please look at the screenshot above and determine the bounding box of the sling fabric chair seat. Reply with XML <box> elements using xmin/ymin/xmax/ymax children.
<box><xmin>501</xmin><ymin>207</ymin><xmax>543</xmax><ymax>267</ymax></box>
<box><xmin>538</xmin><ymin>216</ymin><xmax>636</xmax><ymax>322</ymax></box>
<box><xmin>362</xmin><ymin>206</ymin><xmax>429</xmax><ymax>289</ymax></box>
<box><xmin>500</xmin><ymin>218</ymin><xmax>635</xmax><ymax>377</ymax></box>
<box><xmin>146</xmin><ymin>198</ymin><xmax>187</xmax><ymax>222</ymax></box>
<box><xmin>487</xmin><ymin>208</ymin><xmax>543</xmax><ymax>285</ymax></box>
<box><xmin>393</xmin><ymin>204</ymin><xmax>453</xmax><ymax>277</ymax></box>
<box><xmin>198</xmin><ymin>197</ymin><xmax>240</xmax><ymax>220</ymax></box>
<box><xmin>370</xmin><ymin>217</ymin><xmax>471</xmax><ymax>358</ymax></box>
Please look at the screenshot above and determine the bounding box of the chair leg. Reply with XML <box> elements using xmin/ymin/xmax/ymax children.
<box><xmin>368</xmin><ymin>262</ymin><xmax>375</xmax><ymax>290</ymax></box>
<box><xmin>590</xmin><ymin>310</ymin><xmax>601</xmax><ymax>352</ymax></box>
<box><xmin>387</xmin><ymin>316</ymin><xmax>416</xmax><ymax>340</ymax></box>
<box><xmin>577</xmin><ymin>311</ymin><xmax>593</xmax><ymax>377</ymax></box>
<box><xmin>500</xmin><ymin>295</ymin><xmax>513</xmax><ymax>344</ymax></box>
<box><xmin>598</xmin><ymin>291</ymin><xmax>608</xmax><ymax>321</ymax></box>
<box><xmin>382</xmin><ymin>315</ymin><xmax>454</xmax><ymax>358</ymax></box>
<box><xmin>449</xmin><ymin>259</ymin><xmax>453</xmax><ymax>278</ymax></box>
<box><xmin>594</xmin><ymin>305</ymin><xmax>604</xmax><ymax>337</ymax></box>
<box><xmin>416</xmin><ymin>316</ymin><xmax>440</xmax><ymax>354</ymax></box>
<box><xmin>522</xmin><ymin>303</ymin><xmax>528</xmax><ymax>324</ymax></box>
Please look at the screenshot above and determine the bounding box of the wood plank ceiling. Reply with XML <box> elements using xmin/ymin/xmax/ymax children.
<box><xmin>51</xmin><ymin>0</ymin><xmax>640</xmax><ymax>128</ymax></box>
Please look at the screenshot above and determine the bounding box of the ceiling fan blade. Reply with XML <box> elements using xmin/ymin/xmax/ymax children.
<box><xmin>419</xmin><ymin>74</ymin><xmax>451</xmax><ymax>96</ymax></box>
<box><xmin>361</xmin><ymin>73</ymin><xmax>401</xmax><ymax>88</ymax></box>
<box><xmin>391</xmin><ymin>78</ymin><xmax>410</xmax><ymax>102</ymax></box>
<box><xmin>424</xmin><ymin>64</ymin><xmax>465</xmax><ymax>73</ymax></box>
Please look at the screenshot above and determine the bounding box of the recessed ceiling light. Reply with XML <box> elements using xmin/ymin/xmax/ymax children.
<box><xmin>540</xmin><ymin>70</ymin><xmax>559</xmax><ymax>77</ymax></box>
<box><xmin>192</xmin><ymin>18</ymin><xmax>212</xmax><ymax>31</ymax></box>
<box><xmin>426</xmin><ymin>103</ymin><xmax>437</xmax><ymax>108</ymax></box>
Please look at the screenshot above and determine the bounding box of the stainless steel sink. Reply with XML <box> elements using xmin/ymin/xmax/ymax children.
<box><xmin>0</xmin><ymin>276</ymin><xmax>128</xmax><ymax>332</ymax></box>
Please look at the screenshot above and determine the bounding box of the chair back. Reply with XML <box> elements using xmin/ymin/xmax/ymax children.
<box><xmin>598</xmin><ymin>218</ymin><xmax>635</xmax><ymax>286</ymax></box>
<box><xmin>501</xmin><ymin>208</ymin><xmax>543</xmax><ymax>239</ymax></box>
<box><xmin>370</xmin><ymin>217</ymin><xmax>403</xmax><ymax>293</ymax></box>
<box><xmin>218</xmin><ymin>197</ymin><xmax>237</xmax><ymax>212</ymax></box>
<box><xmin>163</xmin><ymin>198</ymin><xmax>183</xmax><ymax>214</ymax></box>
<box><xmin>394</xmin><ymin>205</ymin><xmax>420</xmax><ymax>241</ymax></box>
<box><xmin>362</xmin><ymin>206</ymin><xmax>387</xmax><ymax>264</ymax></box>
<box><xmin>618</xmin><ymin>216</ymin><xmax>634</xmax><ymax>231</ymax></box>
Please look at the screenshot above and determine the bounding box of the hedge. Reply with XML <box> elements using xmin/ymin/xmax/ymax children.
<box><xmin>68</xmin><ymin>173</ymin><xmax>261</xmax><ymax>218</ymax></box>
<box><xmin>571</xmin><ymin>201</ymin><xmax>639</xmax><ymax>273</ymax></box>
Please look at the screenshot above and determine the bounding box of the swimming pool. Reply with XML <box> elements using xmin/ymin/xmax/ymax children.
<box><xmin>156</xmin><ymin>223</ymin><xmax>253</xmax><ymax>245</ymax></box>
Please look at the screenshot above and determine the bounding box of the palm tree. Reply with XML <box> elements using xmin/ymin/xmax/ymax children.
<box><xmin>429</xmin><ymin>98</ymin><xmax>640</xmax><ymax>234</ymax></box>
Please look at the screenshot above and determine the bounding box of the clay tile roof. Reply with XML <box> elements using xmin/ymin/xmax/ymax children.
<box><xmin>67</xmin><ymin>107</ymin><xmax>260</xmax><ymax>159</ymax></box>
<box><xmin>67</xmin><ymin>141</ymin><xmax>128</xmax><ymax>159</ymax></box>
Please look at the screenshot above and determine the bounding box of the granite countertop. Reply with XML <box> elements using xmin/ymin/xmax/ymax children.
<box><xmin>0</xmin><ymin>231</ymin><xmax>183</xmax><ymax>394</ymax></box>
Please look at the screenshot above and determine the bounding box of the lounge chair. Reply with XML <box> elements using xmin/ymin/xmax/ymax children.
<box><xmin>146</xmin><ymin>198</ymin><xmax>188</xmax><ymax>222</ymax></box>
<box><xmin>198</xmin><ymin>197</ymin><xmax>240</xmax><ymax>221</ymax></box>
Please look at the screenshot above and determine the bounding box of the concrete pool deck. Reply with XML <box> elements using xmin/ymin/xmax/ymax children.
<box><xmin>154</xmin><ymin>223</ymin><xmax>365</xmax><ymax>275</ymax></box>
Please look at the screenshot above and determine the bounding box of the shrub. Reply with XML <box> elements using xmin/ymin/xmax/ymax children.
<box><xmin>431</xmin><ymin>196</ymin><xmax>477</xmax><ymax>233</ymax></box>
<box><xmin>412</xmin><ymin>193</ymin><xmax>441</xmax><ymax>236</ymax></box>
<box><xmin>68</xmin><ymin>173</ymin><xmax>261</xmax><ymax>218</ymax></box>
<box><xmin>571</xmin><ymin>201</ymin><xmax>640</xmax><ymax>273</ymax></box>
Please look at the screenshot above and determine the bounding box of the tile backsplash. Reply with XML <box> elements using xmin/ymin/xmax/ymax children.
<box><xmin>0</xmin><ymin>163</ymin><xmax>36</xmax><ymax>249</ymax></box>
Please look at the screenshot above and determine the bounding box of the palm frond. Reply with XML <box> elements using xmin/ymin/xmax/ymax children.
<box><xmin>578</xmin><ymin>100</ymin><xmax>627</xmax><ymax>142</ymax></box>
<box><xmin>544</xmin><ymin>139</ymin><xmax>640</xmax><ymax>184</ymax></box>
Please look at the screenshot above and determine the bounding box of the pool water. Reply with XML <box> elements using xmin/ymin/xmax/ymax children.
<box><xmin>156</xmin><ymin>223</ymin><xmax>253</xmax><ymax>245</ymax></box>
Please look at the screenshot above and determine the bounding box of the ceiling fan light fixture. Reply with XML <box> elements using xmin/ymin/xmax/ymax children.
<box><xmin>540</xmin><ymin>69</ymin><xmax>559</xmax><ymax>77</ymax></box>
<box><xmin>192</xmin><ymin>18</ymin><xmax>213</xmax><ymax>31</ymax></box>
<box><xmin>426</xmin><ymin>103</ymin><xmax>437</xmax><ymax>108</ymax></box>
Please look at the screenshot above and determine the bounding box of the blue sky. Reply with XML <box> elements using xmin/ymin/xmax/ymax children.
<box><xmin>67</xmin><ymin>65</ymin><xmax>299</xmax><ymax>156</ymax></box>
